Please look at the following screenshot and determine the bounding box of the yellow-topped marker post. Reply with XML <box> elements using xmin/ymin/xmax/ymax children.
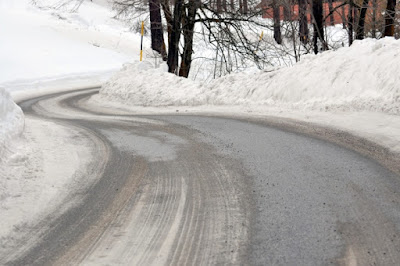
<box><xmin>140</xmin><ymin>21</ymin><xmax>144</xmax><ymax>61</ymax></box>
<box><xmin>255</xmin><ymin>31</ymin><xmax>264</xmax><ymax>53</ymax></box>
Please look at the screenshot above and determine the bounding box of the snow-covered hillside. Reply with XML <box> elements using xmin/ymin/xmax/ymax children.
<box><xmin>0</xmin><ymin>0</ymin><xmax>143</xmax><ymax>161</ymax></box>
<box><xmin>0</xmin><ymin>0</ymin><xmax>141</xmax><ymax>93</ymax></box>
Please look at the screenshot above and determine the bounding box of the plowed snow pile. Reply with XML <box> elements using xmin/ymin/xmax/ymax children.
<box><xmin>0</xmin><ymin>87</ymin><xmax>24</xmax><ymax>160</ymax></box>
<box><xmin>100</xmin><ymin>38</ymin><xmax>400</xmax><ymax>114</ymax></box>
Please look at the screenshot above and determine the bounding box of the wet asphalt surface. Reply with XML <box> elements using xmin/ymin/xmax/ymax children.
<box><xmin>157</xmin><ymin>115</ymin><xmax>400</xmax><ymax>265</ymax></box>
<box><xmin>6</xmin><ymin>89</ymin><xmax>400</xmax><ymax>265</ymax></box>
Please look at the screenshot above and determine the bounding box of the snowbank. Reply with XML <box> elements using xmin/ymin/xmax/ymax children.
<box><xmin>100</xmin><ymin>38</ymin><xmax>400</xmax><ymax>114</ymax></box>
<box><xmin>0</xmin><ymin>0</ymin><xmax>124</xmax><ymax>253</ymax></box>
<box><xmin>0</xmin><ymin>87</ymin><xmax>24</xmax><ymax>160</ymax></box>
<box><xmin>100</xmin><ymin>61</ymin><xmax>207</xmax><ymax>106</ymax></box>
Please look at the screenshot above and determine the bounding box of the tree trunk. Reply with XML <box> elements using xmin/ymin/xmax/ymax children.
<box><xmin>312</xmin><ymin>0</ymin><xmax>327</xmax><ymax>54</ymax></box>
<box><xmin>348</xmin><ymin>0</ymin><xmax>354</xmax><ymax>45</ymax></box>
<box><xmin>149</xmin><ymin>0</ymin><xmax>167</xmax><ymax>60</ymax></box>
<box><xmin>283</xmin><ymin>0</ymin><xmax>291</xmax><ymax>21</ymax></box>
<box><xmin>273</xmin><ymin>0</ymin><xmax>282</xmax><ymax>44</ymax></box>
<box><xmin>371</xmin><ymin>0</ymin><xmax>377</xmax><ymax>38</ymax></box>
<box><xmin>356</xmin><ymin>0</ymin><xmax>370</xmax><ymax>40</ymax></box>
<box><xmin>160</xmin><ymin>0</ymin><xmax>173</xmax><ymax>45</ymax></box>
<box><xmin>328</xmin><ymin>0</ymin><xmax>334</xmax><ymax>26</ymax></box>
<box><xmin>217</xmin><ymin>0</ymin><xmax>222</xmax><ymax>13</ymax></box>
<box><xmin>243</xmin><ymin>0</ymin><xmax>248</xmax><ymax>14</ymax></box>
<box><xmin>384</xmin><ymin>0</ymin><xmax>396</xmax><ymax>37</ymax></box>
<box><xmin>299</xmin><ymin>0</ymin><xmax>309</xmax><ymax>44</ymax></box>
<box><xmin>342</xmin><ymin>5</ymin><xmax>346</xmax><ymax>29</ymax></box>
<box><xmin>167</xmin><ymin>0</ymin><xmax>184</xmax><ymax>74</ymax></box>
<box><xmin>179</xmin><ymin>0</ymin><xmax>198</xmax><ymax>77</ymax></box>
<box><xmin>353</xmin><ymin>5</ymin><xmax>359</xmax><ymax>33</ymax></box>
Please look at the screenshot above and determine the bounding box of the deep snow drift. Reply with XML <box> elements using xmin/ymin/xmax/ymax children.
<box><xmin>100</xmin><ymin>38</ymin><xmax>399</xmax><ymax>114</ymax></box>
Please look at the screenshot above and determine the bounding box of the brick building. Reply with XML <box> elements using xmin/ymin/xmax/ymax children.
<box><xmin>258</xmin><ymin>0</ymin><xmax>349</xmax><ymax>25</ymax></box>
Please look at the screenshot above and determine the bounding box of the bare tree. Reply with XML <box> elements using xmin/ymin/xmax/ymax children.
<box><xmin>149</xmin><ymin>0</ymin><xmax>167</xmax><ymax>59</ymax></box>
<box><xmin>32</xmin><ymin>0</ymin><xmax>85</xmax><ymax>12</ymax></box>
<box><xmin>298</xmin><ymin>0</ymin><xmax>308</xmax><ymax>44</ymax></box>
<box><xmin>348</xmin><ymin>0</ymin><xmax>354</xmax><ymax>45</ymax></box>
<box><xmin>167</xmin><ymin>0</ymin><xmax>184</xmax><ymax>74</ymax></box>
<box><xmin>341</xmin><ymin>4</ymin><xmax>347</xmax><ymax>29</ymax></box>
<box><xmin>283</xmin><ymin>0</ymin><xmax>291</xmax><ymax>20</ymax></box>
<box><xmin>217</xmin><ymin>0</ymin><xmax>223</xmax><ymax>13</ymax></box>
<box><xmin>179</xmin><ymin>0</ymin><xmax>199</xmax><ymax>77</ymax></box>
<box><xmin>160</xmin><ymin>0</ymin><xmax>173</xmax><ymax>41</ymax></box>
<box><xmin>113</xmin><ymin>0</ymin><xmax>273</xmax><ymax>78</ymax></box>
<box><xmin>222</xmin><ymin>0</ymin><xmax>227</xmax><ymax>12</ymax></box>
<box><xmin>384</xmin><ymin>0</ymin><xmax>397</xmax><ymax>37</ymax></box>
<box><xmin>273</xmin><ymin>0</ymin><xmax>282</xmax><ymax>44</ymax></box>
<box><xmin>371</xmin><ymin>0</ymin><xmax>377</xmax><ymax>38</ymax></box>
<box><xmin>327</xmin><ymin>0</ymin><xmax>334</xmax><ymax>26</ymax></box>
<box><xmin>115</xmin><ymin>0</ymin><xmax>400</xmax><ymax>79</ymax></box>
<box><xmin>312</xmin><ymin>0</ymin><xmax>327</xmax><ymax>54</ymax></box>
<box><xmin>355</xmin><ymin>0</ymin><xmax>370</xmax><ymax>40</ymax></box>
<box><xmin>243</xmin><ymin>0</ymin><xmax>249</xmax><ymax>14</ymax></box>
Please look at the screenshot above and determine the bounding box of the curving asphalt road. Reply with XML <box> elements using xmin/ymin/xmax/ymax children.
<box><xmin>6</xmin><ymin>88</ymin><xmax>400</xmax><ymax>265</ymax></box>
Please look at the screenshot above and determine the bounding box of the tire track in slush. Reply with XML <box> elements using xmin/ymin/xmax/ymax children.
<box><xmin>13</xmin><ymin>88</ymin><xmax>400</xmax><ymax>265</ymax></box>
<box><xmin>79</xmin><ymin>131</ymin><xmax>249</xmax><ymax>265</ymax></box>
<box><xmin>33</xmin><ymin>89</ymin><xmax>251</xmax><ymax>265</ymax></box>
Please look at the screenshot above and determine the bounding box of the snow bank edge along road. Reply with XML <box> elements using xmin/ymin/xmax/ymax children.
<box><xmin>100</xmin><ymin>38</ymin><xmax>400</xmax><ymax>114</ymax></box>
<box><xmin>0</xmin><ymin>87</ymin><xmax>24</xmax><ymax>160</ymax></box>
<box><xmin>96</xmin><ymin>37</ymin><xmax>400</xmax><ymax>160</ymax></box>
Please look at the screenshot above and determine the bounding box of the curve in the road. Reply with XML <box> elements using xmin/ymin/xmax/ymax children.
<box><xmin>6</xmin><ymin>88</ymin><xmax>400</xmax><ymax>265</ymax></box>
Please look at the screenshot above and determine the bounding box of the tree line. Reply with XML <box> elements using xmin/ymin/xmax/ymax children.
<box><xmin>34</xmin><ymin>0</ymin><xmax>399</xmax><ymax>78</ymax></box>
<box><xmin>114</xmin><ymin>0</ymin><xmax>398</xmax><ymax>78</ymax></box>
<box><xmin>114</xmin><ymin>0</ymin><xmax>267</xmax><ymax>78</ymax></box>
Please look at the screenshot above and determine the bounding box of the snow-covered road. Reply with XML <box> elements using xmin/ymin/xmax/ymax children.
<box><xmin>4</xmin><ymin>88</ymin><xmax>400</xmax><ymax>265</ymax></box>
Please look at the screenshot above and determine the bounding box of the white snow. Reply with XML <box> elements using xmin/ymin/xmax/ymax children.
<box><xmin>0</xmin><ymin>0</ymin><xmax>140</xmax><ymax>257</ymax></box>
<box><xmin>0</xmin><ymin>87</ymin><xmax>24</xmax><ymax>160</ymax></box>
<box><xmin>0</xmin><ymin>0</ymin><xmax>400</xmax><ymax>260</ymax></box>
<box><xmin>100</xmin><ymin>38</ymin><xmax>400</xmax><ymax>114</ymax></box>
<box><xmin>0</xmin><ymin>0</ymin><xmax>141</xmax><ymax>94</ymax></box>
<box><xmin>0</xmin><ymin>118</ymin><xmax>96</xmax><ymax>259</ymax></box>
<box><xmin>97</xmin><ymin>38</ymin><xmax>400</xmax><ymax>153</ymax></box>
